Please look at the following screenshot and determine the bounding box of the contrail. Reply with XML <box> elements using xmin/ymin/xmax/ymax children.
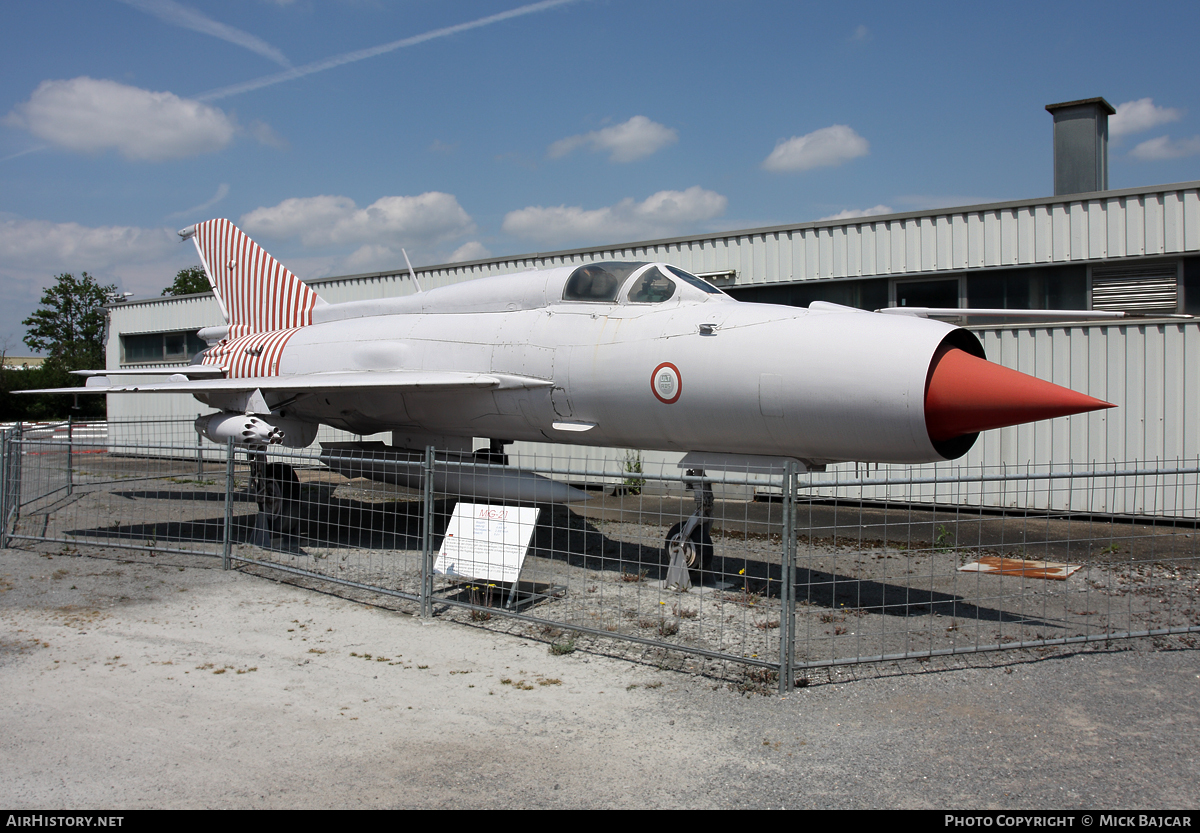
<box><xmin>0</xmin><ymin>145</ymin><xmax>48</xmax><ymax>163</ymax></box>
<box><xmin>116</xmin><ymin>0</ymin><xmax>291</xmax><ymax>68</ymax></box>
<box><xmin>196</xmin><ymin>0</ymin><xmax>575</xmax><ymax>102</ymax></box>
<box><xmin>168</xmin><ymin>183</ymin><xmax>230</xmax><ymax>220</ymax></box>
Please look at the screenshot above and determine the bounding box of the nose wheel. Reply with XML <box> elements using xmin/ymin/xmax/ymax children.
<box><xmin>665</xmin><ymin>521</ymin><xmax>713</xmax><ymax>570</ymax></box>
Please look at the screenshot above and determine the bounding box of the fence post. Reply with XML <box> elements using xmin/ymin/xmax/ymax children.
<box><xmin>778</xmin><ymin>461</ymin><xmax>797</xmax><ymax>694</ymax></box>
<box><xmin>196</xmin><ymin>413</ymin><xmax>203</xmax><ymax>477</ymax></box>
<box><xmin>420</xmin><ymin>445</ymin><xmax>435</xmax><ymax>618</ymax></box>
<box><xmin>9</xmin><ymin>424</ymin><xmax>21</xmax><ymax>534</ymax></box>
<box><xmin>0</xmin><ymin>430</ymin><xmax>9</xmax><ymax>550</ymax></box>
<box><xmin>223</xmin><ymin>437</ymin><xmax>235</xmax><ymax>570</ymax></box>
<box><xmin>66</xmin><ymin>415</ymin><xmax>73</xmax><ymax>498</ymax></box>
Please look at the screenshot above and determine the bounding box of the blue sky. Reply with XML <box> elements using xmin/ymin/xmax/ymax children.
<box><xmin>2</xmin><ymin>0</ymin><xmax>1199</xmax><ymax>351</ymax></box>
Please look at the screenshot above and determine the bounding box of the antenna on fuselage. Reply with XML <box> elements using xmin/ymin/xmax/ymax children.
<box><xmin>402</xmin><ymin>249</ymin><xmax>422</xmax><ymax>293</ymax></box>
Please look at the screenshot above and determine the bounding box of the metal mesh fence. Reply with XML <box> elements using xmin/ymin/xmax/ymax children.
<box><xmin>3</xmin><ymin>422</ymin><xmax>1197</xmax><ymax>690</ymax></box>
<box><xmin>6</xmin><ymin>423</ymin><xmax>232</xmax><ymax>560</ymax></box>
<box><xmin>225</xmin><ymin>444</ymin><xmax>427</xmax><ymax>604</ymax></box>
<box><xmin>424</xmin><ymin>452</ymin><xmax>795</xmax><ymax>674</ymax></box>
<box><xmin>790</xmin><ymin>464</ymin><xmax>1200</xmax><ymax>671</ymax></box>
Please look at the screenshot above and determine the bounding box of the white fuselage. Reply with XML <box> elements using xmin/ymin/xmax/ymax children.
<box><xmin>202</xmin><ymin>263</ymin><xmax>966</xmax><ymax>465</ymax></box>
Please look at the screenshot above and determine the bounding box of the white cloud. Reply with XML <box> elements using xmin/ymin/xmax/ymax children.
<box><xmin>1129</xmin><ymin>135</ymin><xmax>1200</xmax><ymax>161</ymax></box>
<box><xmin>850</xmin><ymin>24</ymin><xmax>870</xmax><ymax>41</ymax></box>
<box><xmin>0</xmin><ymin>217</ymin><xmax>178</xmax><ymax>271</ymax></box>
<box><xmin>341</xmin><ymin>244</ymin><xmax>404</xmax><ymax>274</ymax></box>
<box><xmin>819</xmin><ymin>205</ymin><xmax>892</xmax><ymax>222</ymax></box>
<box><xmin>116</xmin><ymin>0</ymin><xmax>291</xmax><ymax>67</ymax></box>
<box><xmin>0</xmin><ymin>216</ymin><xmax>191</xmax><ymax>346</ymax></box>
<box><xmin>448</xmin><ymin>241</ymin><xmax>492</xmax><ymax>262</ymax></box>
<box><xmin>4</xmin><ymin>77</ymin><xmax>238</xmax><ymax>161</ymax></box>
<box><xmin>1110</xmin><ymin>98</ymin><xmax>1182</xmax><ymax>140</ymax></box>
<box><xmin>330</xmin><ymin>238</ymin><xmax>492</xmax><ymax>275</ymax></box>
<box><xmin>240</xmin><ymin>192</ymin><xmax>476</xmax><ymax>249</ymax></box>
<box><xmin>248</xmin><ymin>120</ymin><xmax>287</xmax><ymax>149</ymax></box>
<box><xmin>548</xmin><ymin>116</ymin><xmax>678</xmax><ymax>163</ymax></box>
<box><xmin>762</xmin><ymin>125</ymin><xmax>869</xmax><ymax>173</ymax></box>
<box><xmin>893</xmin><ymin>194</ymin><xmax>993</xmax><ymax>211</ymax></box>
<box><xmin>502</xmin><ymin>186</ymin><xmax>727</xmax><ymax>247</ymax></box>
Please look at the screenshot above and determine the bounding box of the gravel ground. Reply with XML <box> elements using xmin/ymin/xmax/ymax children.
<box><xmin>10</xmin><ymin>455</ymin><xmax>1200</xmax><ymax>678</ymax></box>
<box><xmin>1</xmin><ymin>544</ymin><xmax>1198</xmax><ymax>809</ymax></box>
<box><xmin>4</xmin><ymin>451</ymin><xmax>1198</xmax><ymax>808</ymax></box>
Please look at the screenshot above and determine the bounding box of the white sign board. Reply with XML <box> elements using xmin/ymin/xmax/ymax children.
<box><xmin>434</xmin><ymin>503</ymin><xmax>540</xmax><ymax>584</ymax></box>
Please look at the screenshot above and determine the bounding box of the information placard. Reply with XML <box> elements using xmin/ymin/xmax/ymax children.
<box><xmin>434</xmin><ymin>503</ymin><xmax>540</xmax><ymax>584</ymax></box>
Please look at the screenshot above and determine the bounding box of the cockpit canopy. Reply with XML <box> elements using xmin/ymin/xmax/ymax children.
<box><xmin>561</xmin><ymin>262</ymin><xmax>725</xmax><ymax>304</ymax></box>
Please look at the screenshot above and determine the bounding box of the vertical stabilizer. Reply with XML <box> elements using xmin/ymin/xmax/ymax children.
<box><xmin>179</xmin><ymin>219</ymin><xmax>327</xmax><ymax>378</ymax></box>
<box><xmin>184</xmin><ymin>218</ymin><xmax>326</xmax><ymax>338</ymax></box>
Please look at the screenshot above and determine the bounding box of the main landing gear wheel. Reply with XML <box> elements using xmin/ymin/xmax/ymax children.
<box><xmin>665</xmin><ymin>522</ymin><xmax>713</xmax><ymax>572</ymax></box>
<box><xmin>253</xmin><ymin>461</ymin><xmax>300</xmax><ymax>533</ymax></box>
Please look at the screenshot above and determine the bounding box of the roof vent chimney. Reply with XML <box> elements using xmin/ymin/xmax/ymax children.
<box><xmin>1045</xmin><ymin>97</ymin><xmax>1115</xmax><ymax>196</ymax></box>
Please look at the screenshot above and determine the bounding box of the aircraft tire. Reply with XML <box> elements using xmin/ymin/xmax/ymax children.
<box><xmin>664</xmin><ymin>522</ymin><xmax>713</xmax><ymax>572</ymax></box>
<box><xmin>257</xmin><ymin>462</ymin><xmax>300</xmax><ymax>533</ymax></box>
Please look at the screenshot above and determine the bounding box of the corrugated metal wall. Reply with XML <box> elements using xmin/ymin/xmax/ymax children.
<box><xmin>299</xmin><ymin>181</ymin><xmax>1200</xmax><ymax>291</ymax></box>
<box><xmin>109</xmin><ymin>182</ymin><xmax>1200</xmax><ymax>331</ymax></box>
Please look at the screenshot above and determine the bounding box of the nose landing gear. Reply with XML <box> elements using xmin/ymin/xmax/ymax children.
<box><xmin>664</xmin><ymin>469</ymin><xmax>714</xmax><ymax>591</ymax></box>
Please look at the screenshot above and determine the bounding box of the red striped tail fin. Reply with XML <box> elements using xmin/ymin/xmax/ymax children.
<box><xmin>181</xmin><ymin>218</ymin><xmax>326</xmax><ymax>338</ymax></box>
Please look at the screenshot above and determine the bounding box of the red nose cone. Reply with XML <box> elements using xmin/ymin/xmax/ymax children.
<box><xmin>925</xmin><ymin>347</ymin><xmax>1113</xmax><ymax>442</ymax></box>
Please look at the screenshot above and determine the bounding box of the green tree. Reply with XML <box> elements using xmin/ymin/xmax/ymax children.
<box><xmin>0</xmin><ymin>357</ymin><xmax>95</xmax><ymax>421</ymax></box>
<box><xmin>161</xmin><ymin>265</ymin><xmax>211</xmax><ymax>296</ymax></box>
<box><xmin>22</xmin><ymin>271</ymin><xmax>116</xmax><ymax>372</ymax></box>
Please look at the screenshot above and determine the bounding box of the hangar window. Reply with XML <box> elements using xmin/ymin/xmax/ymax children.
<box><xmin>894</xmin><ymin>277</ymin><xmax>962</xmax><ymax>309</ymax></box>
<box><xmin>968</xmin><ymin>266</ymin><xmax>1086</xmax><ymax>311</ymax></box>
<box><xmin>121</xmin><ymin>330</ymin><xmax>207</xmax><ymax>365</ymax></box>
<box><xmin>563</xmin><ymin>262</ymin><xmax>645</xmax><ymax>302</ymax></box>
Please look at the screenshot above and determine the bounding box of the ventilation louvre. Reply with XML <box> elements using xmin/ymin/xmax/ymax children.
<box><xmin>1091</xmin><ymin>261</ymin><xmax>1178</xmax><ymax>313</ymax></box>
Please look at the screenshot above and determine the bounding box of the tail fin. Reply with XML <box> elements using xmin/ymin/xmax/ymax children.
<box><xmin>180</xmin><ymin>218</ymin><xmax>326</xmax><ymax>339</ymax></box>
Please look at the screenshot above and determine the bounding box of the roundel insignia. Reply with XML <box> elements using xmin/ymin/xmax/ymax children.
<box><xmin>650</xmin><ymin>362</ymin><xmax>682</xmax><ymax>404</ymax></box>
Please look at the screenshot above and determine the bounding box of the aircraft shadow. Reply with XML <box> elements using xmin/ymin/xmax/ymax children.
<box><xmin>64</xmin><ymin>488</ymin><xmax>440</xmax><ymax>551</ymax></box>
<box><xmin>714</xmin><ymin>551</ymin><xmax>1057</xmax><ymax>626</ymax></box>
<box><xmin>112</xmin><ymin>489</ymin><xmax>228</xmax><ymax>503</ymax></box>
<box><xmin>528</xmin><ymin>509</ymin><xmax>1051</xmax><ymax>627</ymax></box>
<box><xmin>62</xmin><ymin>491</ymin><xmax>1051</xmax><ymax>624</ymax></box>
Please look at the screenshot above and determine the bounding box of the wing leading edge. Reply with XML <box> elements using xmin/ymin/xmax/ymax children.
<box><xmin>27</xmin><ymin>369</ymin><xmax>553</xmax><ymax>396</ymax></box>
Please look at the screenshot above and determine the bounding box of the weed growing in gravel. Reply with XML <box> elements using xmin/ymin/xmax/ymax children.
<box><xmin>549</xmin><ymin>637</ymin><xmax>577</xmax><ymax>655</ymax></box>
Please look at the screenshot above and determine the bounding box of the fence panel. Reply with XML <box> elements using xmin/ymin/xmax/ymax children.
<box><xmin>2</xmin><ymin>420</ymin><xmax>1196</xmax><ymax>688</ymax></box>
<box><xmin>423</xmin><ymin>450</ymin><xmax>791</xmax><ymax>675</ymax></box>
<box><xmin>789</xmin><ymin>464</ymin><xmax>1200</xmax><ymax>672</ymax></box>
<box><xmin>7</xmin><ymin>431</ymin><xmax>233</xmax><ymax>559</ymax></box>
<box><xmin>224</xmin><ymin>444</ymin><xmax>427</xmax><ymax>605</ymax></box>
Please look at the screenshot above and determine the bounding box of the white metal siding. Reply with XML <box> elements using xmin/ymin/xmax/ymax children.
<box><xmin>248</xmin><ymin>183</ymin><xmax>1198</xmax><ymax>291</ymax></box>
